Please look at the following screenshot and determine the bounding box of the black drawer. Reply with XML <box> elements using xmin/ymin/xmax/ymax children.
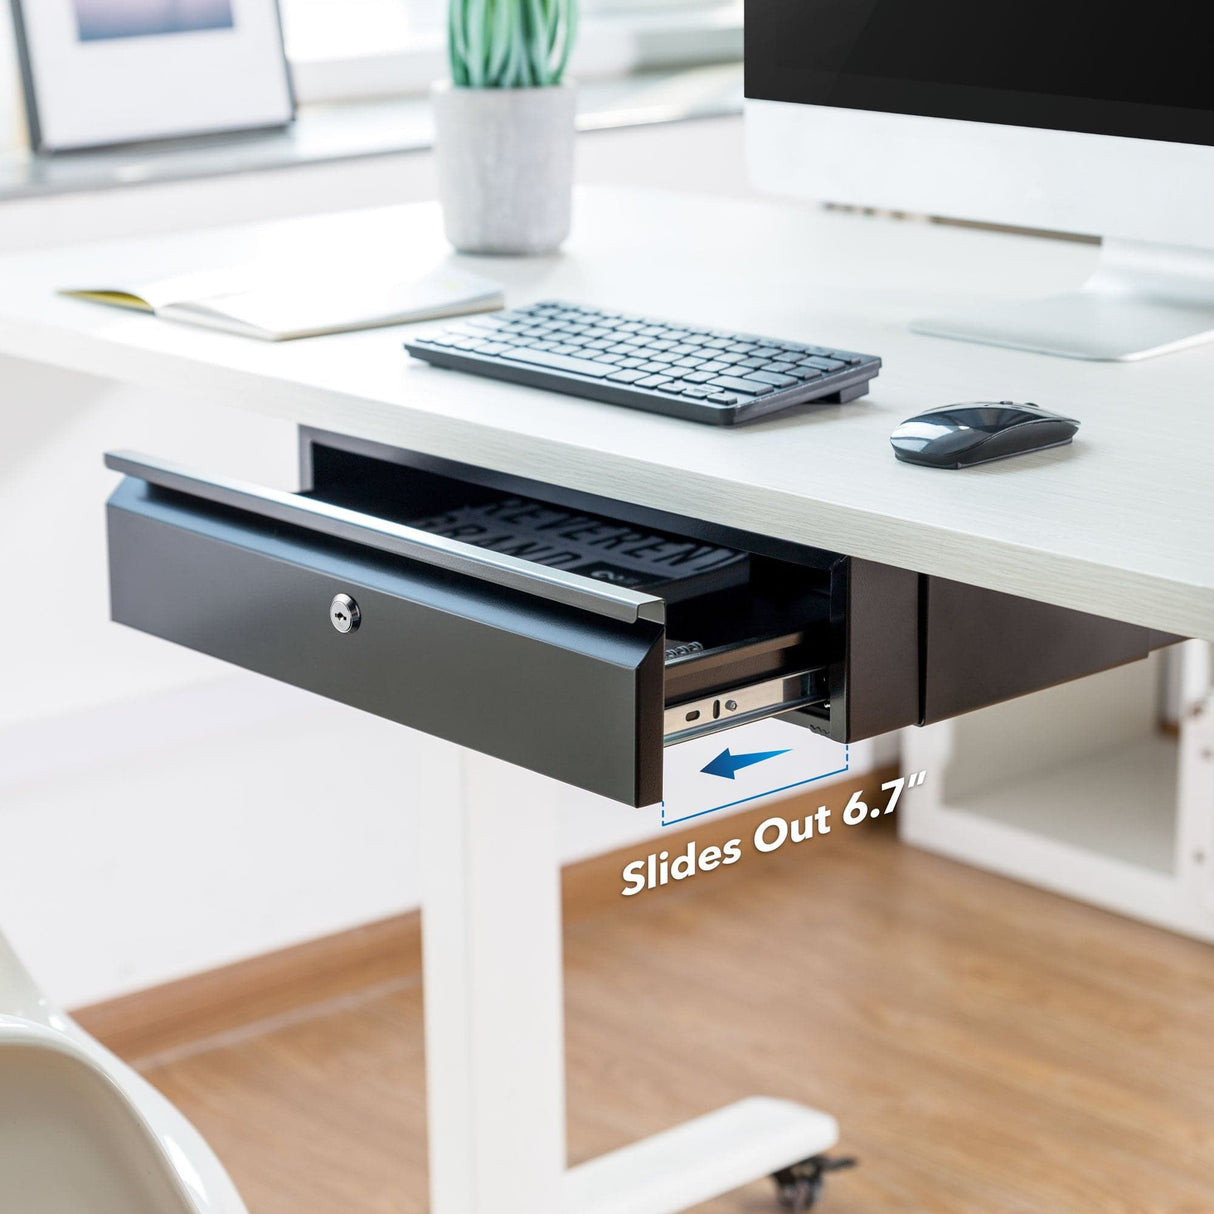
<box><xmin>106</xmin><ymin>445</ymin><xmax>854</xmax><ymax>806</ymax></box>
<box><xmin>104</xmin><ymin>433</ymin><xmax>1171</xmax><ymax>807</ymax></box>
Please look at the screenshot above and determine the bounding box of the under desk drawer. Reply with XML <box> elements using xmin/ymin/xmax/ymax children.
<box><xmin>105</xmin><ymin>450</ymin><xmax>848</xmax><ymax>806</ymax></box>
<box><xmin>105</xmin><ymin>436</ymin><xmax>1169</xmax><ymax>807</ymax></box>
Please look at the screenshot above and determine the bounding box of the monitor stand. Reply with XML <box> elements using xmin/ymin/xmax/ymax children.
<box><xmin>912</xmin><ymin>238</ymin><xmax>1214</xmax><ymax>361</ymax></box>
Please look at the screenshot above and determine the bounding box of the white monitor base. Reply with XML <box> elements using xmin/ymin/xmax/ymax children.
<box><xmin>913</xmin><ymin>238</ymin><xmax>1214</xmax><ymax>361</ymax></box>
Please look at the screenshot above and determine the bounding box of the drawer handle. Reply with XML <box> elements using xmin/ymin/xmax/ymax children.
<box><xmin>105</xmin><ymin>451</ymin><xmax>665</xmax><ymax>626</ymax></box>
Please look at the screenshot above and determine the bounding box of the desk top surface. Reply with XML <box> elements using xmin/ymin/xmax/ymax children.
<box><xmin>1</xmin><ymin>188</ymin><xmax>1211</xmax><ymax>640</ymax></box>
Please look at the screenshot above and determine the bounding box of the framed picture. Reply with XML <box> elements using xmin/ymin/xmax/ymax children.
<box><xmin>9</xmin><ymin>0</ymin><xmax>294</xmax><ymax>152</ymax></box>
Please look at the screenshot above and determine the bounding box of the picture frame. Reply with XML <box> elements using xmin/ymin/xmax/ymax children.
<box><xmin>9</xmin><ymin>0</ymin><xmax>295</xmax><ymax>153</ymax></box>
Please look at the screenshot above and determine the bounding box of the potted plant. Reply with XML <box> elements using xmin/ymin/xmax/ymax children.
<box><xmin>433</xmin><ymin>0</ymin><xmax>578</xmax><ymax>255</ymax></box>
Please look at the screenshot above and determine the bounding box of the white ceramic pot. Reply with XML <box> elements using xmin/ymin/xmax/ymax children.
<box><xmin>432</xmin><ymin>80</ymin><xmax>576</xmax><ymax>256</ymax></box>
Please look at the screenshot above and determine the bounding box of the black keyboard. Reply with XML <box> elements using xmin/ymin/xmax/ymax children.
<box><xmin>405</xmin><ymin>301</ymin><xmax>882</xmax><ymax>426</ymax></box>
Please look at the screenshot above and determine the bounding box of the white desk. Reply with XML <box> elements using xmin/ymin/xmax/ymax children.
<box><xmin>1</xmin><ymin>188</ymin><xmax>1211</xmax><ymax>1214</ymax></box>
<box><xmin>0</xmin><ymin>189</ymin><xmax>1211</xmax><ymax>642</ymax></box>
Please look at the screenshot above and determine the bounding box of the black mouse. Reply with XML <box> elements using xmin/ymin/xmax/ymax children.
<box><xmin>890</xmin><ymin>401</ymin><xmax>1079</xmax><ymax>469</ymax></box>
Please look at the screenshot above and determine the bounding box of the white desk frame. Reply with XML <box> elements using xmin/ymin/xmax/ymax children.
<box><xmin>423</xmin><ymin>749</ymin><xmax>835</xmax><ymax>1214</ymax></box>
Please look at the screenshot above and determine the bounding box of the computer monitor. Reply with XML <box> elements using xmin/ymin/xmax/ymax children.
<box><xmin>744</xmin><ymin>1</ymin><xmax>1214</xmax><ymax>361</ymax></box>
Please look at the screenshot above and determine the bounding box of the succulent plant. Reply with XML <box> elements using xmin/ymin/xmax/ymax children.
<box><xmin>449</xmin><ymin>0</ymin><xmax>578</xmax><ymax>88</ymax></box>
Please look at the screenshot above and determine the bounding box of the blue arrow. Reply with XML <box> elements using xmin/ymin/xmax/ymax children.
<box><xmin>701</xmin><ymin>747</ymin><xmax>791</xmax><ymax>780</ymax></box>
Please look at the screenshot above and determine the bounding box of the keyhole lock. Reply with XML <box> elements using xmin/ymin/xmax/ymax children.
<box><xmin>329</xmin><ymin>593</ymin><xmax>361</xmax><ymax>635</ymax></box>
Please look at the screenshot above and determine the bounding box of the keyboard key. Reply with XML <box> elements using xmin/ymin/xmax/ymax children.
<box><xmin>790</xmin><ymin>366</ymin><xmax>824</xmax><ymax>381</ymax></box>
<box><xmin>637</xmin><ymin>361</ymin><xmax>671</xmax><ymax>373</ymax></box>
<box><xmin>681</xmin><ymin>386</ymin><xmax>713</xmax><ymax>398</ymax></box>
<box><xmin>608</xmin><ymin>369</ymin><xmax>647</xmax><ymax>383</ymax></box>
<box><xmin>638</xmin><ymin>375</ymin><xmax>674</xmax><ymax>389</ymax></box>
<box><xmin>708</xmin><ymin>392</ymin><xmax>739</xmax><ymax>405</ymax></box>
<box><xmin>708</xmin><ymin>375</ymin><xmax>774</xmax><ymax>396</ymax></box>
<box><xmin>697</xmin><ymin>361</ymin><xmax>729</xmax><ymax>373</ymax></box>
<box><xmin>805</xmin><ymin>356</ymin><xmax>846</xmax><ymax>372</ymax></box>
<box><xmin>746</xmin><ymin>371</ymin><xmax>799</xmax><ymax>388</ymax></box>
<box><xmin>500</xmin><ymin>347</ymin><xmax>611</xmax><ymax>377</ymax></box>
<box><xmin>680</xmin><ymin>371</ymin><xmax>716</xmax><ymax>383</ymax></box>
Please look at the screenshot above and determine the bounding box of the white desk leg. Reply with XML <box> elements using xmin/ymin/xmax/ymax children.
<box><xmin>418</xmin><ymin>748</ymin><xmax>839</xmax><ymax>1214</ymax></box>
<box><xmin>418</xmin><ymin>747</ymin><xmax>567</xmax><ymax>1214</ymax></box>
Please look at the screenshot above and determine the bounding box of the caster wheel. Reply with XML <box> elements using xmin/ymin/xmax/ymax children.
<box><xmin>772</xmin><ymin>1154</ymin><xmax>856</xmax><ymax>1211</ymax></box>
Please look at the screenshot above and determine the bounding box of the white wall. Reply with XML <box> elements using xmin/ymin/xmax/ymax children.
<box><xmin>0</xmin><ymin>117</ymin><xmax>892</xmax><ymax>1009</ymax></box>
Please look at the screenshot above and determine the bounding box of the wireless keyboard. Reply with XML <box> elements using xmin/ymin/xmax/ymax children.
<box><xmin>405</xmin><ymin>301</ymin><xmax>882</xmax><ymax>425</ymax></box>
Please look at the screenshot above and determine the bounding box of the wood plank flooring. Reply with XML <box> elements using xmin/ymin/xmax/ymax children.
<box><xmin>120</xmin><ymin>801</ymin><xmax>1214</xmax><ymax>1214</ymax></box>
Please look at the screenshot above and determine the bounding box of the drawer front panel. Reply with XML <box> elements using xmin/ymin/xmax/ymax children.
<box><xmin>108</xmin><ymin>476</ymin><xmax>665</xmax><ymax>805</ymax></box>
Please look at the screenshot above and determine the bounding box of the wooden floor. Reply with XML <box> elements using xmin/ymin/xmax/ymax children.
<box><xmin>123</xmin><ymin>802</ymin><xmax>1214</xmax><ymax>1214</ymax></box>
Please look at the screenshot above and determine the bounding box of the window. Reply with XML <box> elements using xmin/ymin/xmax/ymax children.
<box><xmin>281</xmin><ymin>0</ymin><xmax>445</xmax><ymax>68</ymax></box>
<box><xmin>0</xmin><ymin>0</ymin><xmax>741</xmax><ymax>157</ymax></box>
<box><xmin>281</xmin><ymin>0</ymin><xmax>742</xmax><ymax>104</ymax></box>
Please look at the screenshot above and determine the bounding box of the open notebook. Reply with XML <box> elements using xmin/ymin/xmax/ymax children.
<box><xmin>60</xmin><ymin>264</ymin><xmax>504</xmax><ymax>341</ymax></box>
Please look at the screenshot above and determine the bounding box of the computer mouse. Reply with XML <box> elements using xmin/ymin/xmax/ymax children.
<box><xmin>890</xmin><ymin>402</ymin><xmax>1079</xmax><ymax>469</ymax></box>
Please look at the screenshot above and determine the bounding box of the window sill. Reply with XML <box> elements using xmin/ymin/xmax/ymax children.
<box><xmin>0</xmin><ymin>62</ymin><xmax>741</xmax><ymax>205</ymax></box>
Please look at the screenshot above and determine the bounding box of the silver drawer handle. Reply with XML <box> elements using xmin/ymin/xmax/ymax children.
<box><xmin>105</xmin><ymin>451</ymin><xmax>665</xmax><ymax>626</ymax></box>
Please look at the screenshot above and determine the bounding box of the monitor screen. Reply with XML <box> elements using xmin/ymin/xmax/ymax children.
<box><xmin>745</xmin><ymin>0</ymin><xmax>1214</xmax><ymax>148</ymax></box>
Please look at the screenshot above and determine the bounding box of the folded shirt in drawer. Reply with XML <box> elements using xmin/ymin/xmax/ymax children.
<box><xmin>405</xmin><ymin>495</ymin><xmax>749</xmax><ymax>603</ymax></box>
